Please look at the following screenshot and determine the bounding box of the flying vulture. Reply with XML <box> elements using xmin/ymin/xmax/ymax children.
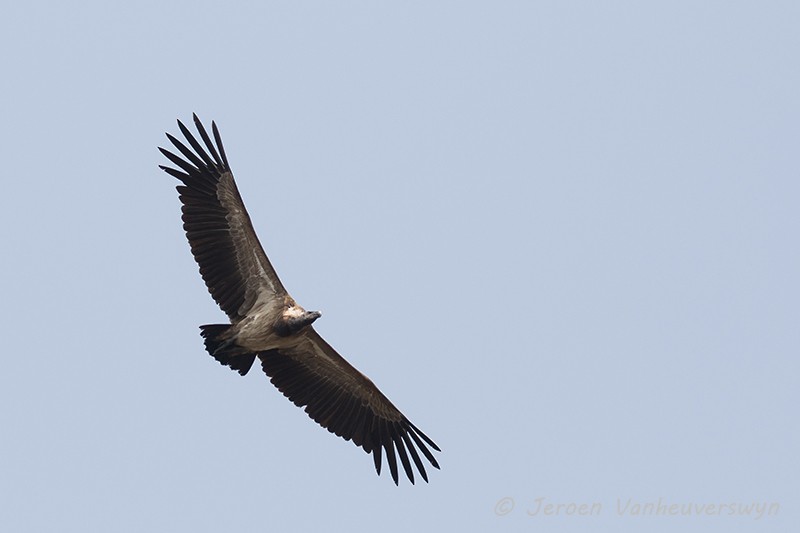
<box><xmin>159</xmin><ymin>115</ymin><xmax>440</xmax><ymax>484</ymax></box>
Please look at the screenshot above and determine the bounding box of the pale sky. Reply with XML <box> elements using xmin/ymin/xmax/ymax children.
<box><xmin>1</xmin><ymin>2</ymin><xmax>797</xmax><ymax>532</ymax></box>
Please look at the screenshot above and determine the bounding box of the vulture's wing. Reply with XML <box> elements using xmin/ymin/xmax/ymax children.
<box><xmin>159</xmin><ymin>115</ymin><xmax>287</xmax><ymax>319</ymax></box>
<box><xmin>259</xmin><ymin>328</ymin><xmax>441</xmax><ymax>485</ymax></box>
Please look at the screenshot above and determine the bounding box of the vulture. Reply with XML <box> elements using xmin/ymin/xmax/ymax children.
<box><xmin>159</xmin><ymin>115</ymin><xmax>440</xmax><ymax>484</ymax></box>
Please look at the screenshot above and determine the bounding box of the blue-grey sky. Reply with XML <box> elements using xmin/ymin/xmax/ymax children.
<box><xmin>1</xmin><ymin>2</ymin><xmax>797</xmax><ymax>532</ymax></box>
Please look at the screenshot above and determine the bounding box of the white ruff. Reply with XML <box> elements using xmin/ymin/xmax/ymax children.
<box><xmin>283</xmin><ymin>306</ymin><xmax>306</xmax><ymax>318</ymax></box>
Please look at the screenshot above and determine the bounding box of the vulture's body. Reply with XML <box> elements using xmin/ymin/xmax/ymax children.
<box><xmin>159</xmin><ymin>115</ymin><xmax>439</xmax><ymax>484</ymax></box>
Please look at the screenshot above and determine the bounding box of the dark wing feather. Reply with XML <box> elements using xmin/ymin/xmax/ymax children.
<box><xmin>258</xmin><ymin>328</ymin><xmax>440</xmax><ymax>485</ymax></box>
<box><xmin>159</xmin><ymin>115</ymin><xmax>288</xmax><ymax>319</ymax></box>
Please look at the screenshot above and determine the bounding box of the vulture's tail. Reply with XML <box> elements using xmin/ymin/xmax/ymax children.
<box><xmin>199</xmin><ymin>324</ymin><xmax>257</xmax><ymax>376</ymax></box>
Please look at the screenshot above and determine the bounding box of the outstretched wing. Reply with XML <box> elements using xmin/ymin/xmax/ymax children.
<box><xmin>259</xmin><ymin>328</ymin><xmax>441</xmax><ymax>485</ymax></box>
<box><xmin>159</xmin><ymin>115</ymin><xmax>288</xmax><ymax>320</ymax></box>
